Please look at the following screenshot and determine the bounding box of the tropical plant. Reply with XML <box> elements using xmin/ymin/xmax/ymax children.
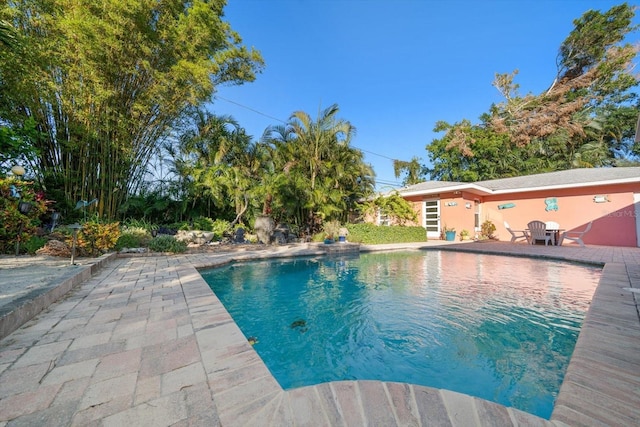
<box><xmin>23</xmin><ymin>235</ymin><xmax>47</xmax><ymax>255</ymax></box>
<box><xmin>480</xmin><ymin>220</ymin><xmax>497</xmax><ymax>240</ymax></box>
<box><xmin>0</xmin><ymin>19</ymin><xmax>16</xmax><ymax>48</ymax></box>
<box><xmin>360</xmin><ymin>191</ymin><xmax>418</xmax><ymax>225</ymax></box>
<box><xmin>148</xmin><ymin>235</ymin><xmax>187</xmax><ymax>253</ymax></box>
<box><xmin>122</xmin><ymin>218</ymin><xmax>156</xmax><ymax>231</ymax></box>
<box><xmin>442</xmin><ymin>224</ymin><xmax>456</xmax><ymax>233</ymax></box>
<box><xmin>116</xmin><ymin>226</ymin><xmax>151</xmax><ymax>250</ymax></box>
<box><xmin>322</xmin><ymin>220</ymin><xmax>342</xmax><ymax>240</ymax></box>
<box><xmin>66</xmin><ymin>221</ymin><xmax>121</xmax><ymax>257</ymax></box>
<box><xmin>166</xmin><ymin>111</ymin><xmax>267</xmax><ymax>225</ymax></box>
<box><xmin>0</xmin><ymin>0</ymin><xmax>264</xmax><ymax>219</ymax></box>
<box><xmin>261</xmin><ymin>104</ymin><xmax>375</xmax><ymax>230</ymax></box>
<box><xmin>0</xmin><ymin>177</ymin><xmax>49</xmax><ymax>254</ymax></box>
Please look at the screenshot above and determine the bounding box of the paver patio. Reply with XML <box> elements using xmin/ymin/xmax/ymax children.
<box><xmin>0</xmin><ymin>241</ymin><xmax>638</xmax><ymax>426</ymax></box>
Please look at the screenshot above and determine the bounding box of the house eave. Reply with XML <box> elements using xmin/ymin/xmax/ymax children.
<box><xmin>398</xmin><ymin>176</ymin><xmax>640</xmax><ymax>198</ymax></box>
<box><xmin>489</xmin><ymin>176</ymin><xmax>640</xmax><ymax>195</ymax></box>
<box><xmin>399</xmin><ymin>183</ymin><xmax>492</xmax><ymax>198</ymax></box>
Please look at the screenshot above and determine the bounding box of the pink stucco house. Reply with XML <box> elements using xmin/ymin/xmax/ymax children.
<box><xmin>392</xmin><ymin>167</ymin><xmax>640</xmax><ymax>247</ymax></box>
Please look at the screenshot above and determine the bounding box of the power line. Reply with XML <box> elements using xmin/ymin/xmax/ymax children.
<box><xmin>376</xmin><ymin>179</ymin><xmax>403</xmax><ymax>187</ymax></box>
<box><xmin>215</xmin><ymin>95</ymin><xmax>403</xmax><ymax>163</ymax></box>
<box><xmin>216</xmin><ymin>95</ymin><xmax>286</xmax><ymax>124</ymax></box>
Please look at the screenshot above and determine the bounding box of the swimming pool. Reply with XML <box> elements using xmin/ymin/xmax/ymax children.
<box><xmin>201</xmin><ymin>250</ymin><xmax>600</xmax><ymax>419</ymax></box>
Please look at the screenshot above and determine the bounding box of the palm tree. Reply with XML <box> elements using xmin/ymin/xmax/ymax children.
<box><xmin>288</xmin><ymin>104</ymin><xmax>355</xmax><ymax>192</ymax></box>
<box><xmin>262</xmin><ymin>104</ymin><xmax>374</xmax><ymax>229</ymax></box>
<box><xmin>0</xmin><ymin>21</ymin><xmax>17</xmax><ymax>48</ymax></box>
<box><xmin>166</xmin><ymin>111</ymin><xmax>254</xmax><ymax>219</ymax></box>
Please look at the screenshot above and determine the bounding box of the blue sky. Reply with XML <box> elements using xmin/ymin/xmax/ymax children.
<box><xmin>211</xmin><ymin>0</ymin><xmax>639</xmax><ymax>189</ymax></box>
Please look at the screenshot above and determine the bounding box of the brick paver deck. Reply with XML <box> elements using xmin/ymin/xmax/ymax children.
<box><xmin>0</xmin><ymin>241</ymin><xmax>638</xmax><ymax>426</ymax></box>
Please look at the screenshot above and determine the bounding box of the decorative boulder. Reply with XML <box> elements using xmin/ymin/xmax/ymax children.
<box><xmin>174</xmin><ymin>230</ymin><xmax>215</xmax><ymax>245</ymax></box>
<box><xmin>254</xmin><ymin>215</ymin><xmax>275</xmax><ymax>244</ymax></box>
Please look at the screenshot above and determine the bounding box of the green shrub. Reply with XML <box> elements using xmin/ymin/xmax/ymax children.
<box><xmin>192</xmin><ymin>216</ymin><xmax>215</xmax><ymax>231</ymax></box>
<box><xmin>0</xmin><ymin>177</ymin><xmax>49</xmax><ymax>254</ymax></box>
<box><xmin>116</xmin><ymin>226</ymin><xmax>151</xmax><ymax>250</ymax></box>
<box><xmin>66</xmin><ymin>221</ymin><xmax>120</xmax><ymax>257</ymax></box>
<box><xmin>122</xmin><ymin>218</ymin><xmax>158</xmax><ymax>232</ymax></box>
<box><xmin>345</xmin><ymin>223</ymin><xmax>427</xmax><ymax>244</ymax></box>
<box><xmin>148</xmin><ymin>235</ymin><xmax>188</xmax><ymax>253</ymax></box>
<box><xmin>24</xmin><ymin>236</ymin><xmax>48</xmax><ymax>255</ymax></box>
<box><xmin>481</xmin><ymin>220</ymin><xmax>497</xmax><ymax>239</ymax></box>
<box><xmin>322</xmin><ymin>220</ymin><xmax>342</xmax><ymax>240</ymax></box>
<box><xmin>211</xmin><ymin>219</ymin><xmax>231</xmax><ymax>240</ymax></box>
<box><xmin>166</xmin><ymin>221</ymin><xmax>191</xmax><ymax>231</ymax></box>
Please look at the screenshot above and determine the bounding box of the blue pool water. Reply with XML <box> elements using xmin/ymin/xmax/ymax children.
<box><xmin>201</xmin><ymin>250</ymin><xmax>600</xmax><ymax>419</ymax></box>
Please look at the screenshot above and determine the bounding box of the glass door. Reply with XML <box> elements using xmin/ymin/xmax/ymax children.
<box><xmin>423</xmin><ymin>199</ymin><xmax>441</xmax><ymax>239</ymax></box>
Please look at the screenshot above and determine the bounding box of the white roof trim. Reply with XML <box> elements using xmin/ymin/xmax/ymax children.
<box><xmin>400</xmin><ymin>183</ymin><xmax>489</xmax><ymax>197</ymax></box>
<box><xmin>399</xmin><ymin>175</ymin><xmax>640</xmax><ymax>197</ymax></box>
<box><xmin>490</xmin><ymin>176</ymin><xmax>640</xmax><ymax>194</ymax></box>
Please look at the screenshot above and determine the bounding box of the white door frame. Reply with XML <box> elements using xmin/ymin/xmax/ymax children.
<box><xmin>422</xmin><ymin>199</ymin><xmax>441</xmax><ymax>239</ymax></box>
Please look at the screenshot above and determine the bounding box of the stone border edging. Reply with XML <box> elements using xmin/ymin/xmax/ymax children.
<box><xmin>0</xmin><ymin>252</ymin><xmax>117</xmax><ymax>340</ymax></box>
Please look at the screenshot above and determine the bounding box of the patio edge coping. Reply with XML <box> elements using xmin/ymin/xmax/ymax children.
<box><xmin>0</xmin><ymin>252</ymin><xmax>117</xmax><ymax>341</ymax></box>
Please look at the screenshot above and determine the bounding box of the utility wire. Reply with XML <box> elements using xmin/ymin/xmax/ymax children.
<box><xmin>377</xmin><ymin>179</ymin><xmax>403</xmax><ymax>185</ymax></box>
<box><xmin>216</xmin><ymin>96</ymin><xmax>285</xmax><ymax>124</ymax></box>
<box><xmin>215</xmin><ymin>95</ymin><xmax>403</xmax><ymax>162</ymax></box>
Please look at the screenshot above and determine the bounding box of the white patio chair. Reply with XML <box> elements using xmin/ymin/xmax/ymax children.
<box><xmin>504</xmin><ymin>221</ymin><xmax>530</xmax><ymax>243</ymax></box>
<box><xmin>527</xmin><ymin>220</ymin><xmax>554</xmax><ymax>246</ymax></box>
<box><xmin>545</xmin><ymin>221</ymin><xmax>560</xmax><ymax>230</ymax></box>
<box><xmin>545</xmin><ymin>221</ymin><xmax>561</xmax><ymax>245</ymax></box>
<box><xmin>558</xmin><ymin>221</ymin><xmax>592</xmax><ymax>247</ymax></box>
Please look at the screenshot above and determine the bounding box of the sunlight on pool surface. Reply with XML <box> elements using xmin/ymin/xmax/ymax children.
<box><xmin>200</xmin><ymin>250</ymin><xmax>600</xmax><ymax>419</ymax></box>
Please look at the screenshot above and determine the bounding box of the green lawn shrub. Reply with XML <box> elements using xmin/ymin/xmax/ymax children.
<box><xmin>148</xmin><ymin>235</ymin><xmax>188</xmax><ymax>253</ymax></box>
<box><xmin>24</xmin><ymin>235</ymin><xmax>48</xmax><ymax>255</ymax></box>
<box><xmin>211</xmin><ymin>219</ymin><xmax>232</xmax><ymax>240</ymax></box>
<box><xmin>345</xmin><ymin>223</ymin><xmax>427</xmax><ymax>244</ymax></box>
<box><xmin>116</xmin><ymin>226</ymin><xmax>151</xmax><ymax>250</ymax></box>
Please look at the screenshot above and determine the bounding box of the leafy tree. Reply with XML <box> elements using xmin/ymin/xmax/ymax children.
<box><xmin>359</xmin><ymin>191</ymin><xmax>418</xmax><ymax>225</ymax></box>
<box><xmin>393</xmin><ymin>157</ymin><xmax>426</xmax><ymax>185</ymax></box>
<box><xmin>0</xmin><ymin>119</ymin><xmax>40</xmax><ymax>175</ymax></box>
<box><xmin>0</xmin><ymin>0</ymin><xmax>263</xmax><ymax>219</ymax></box>
<box><xmin>427</xmin><ymin>3</ymin><xmax>639</xmax><ymax>181</ymax></box>
<box><xmin>262</xmin><ymin>104</ymin><xmax>375</xmax><ymax>230</ymax></box>
<box><xmin>427</xmin><ymin>120</ymin><xmax>529</xmax><ymax>181</ymax></box>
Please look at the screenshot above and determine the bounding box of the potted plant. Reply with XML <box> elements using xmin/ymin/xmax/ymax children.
<box><xmin>442</xmin><ymin>225</ymin><xmax>456</xmax><ymax>241</ymax></box>
<box><xmin>459</xmin><ymin>229</ymin><xmax>470</xmax><ymax>241</ymax></box>
<box><xmin>480</xmin><ymin>220</ymin><xmax>497</xmax><ymax>240</ymax></box>
<box><xmin>323</xmin><ymin>220</ymin><xmax>341</xmax><ymax>244</ymax></box>
<box><xmin>338</xmin><ymin>227</ymin><xmax>349</xmax><ymax>243</ymax></box>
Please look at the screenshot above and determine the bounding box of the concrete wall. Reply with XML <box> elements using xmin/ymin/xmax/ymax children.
<box><xmin>401</xmin><ymin>183</ymin><xmax>639</xmax><ymax>247</ymax></box>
